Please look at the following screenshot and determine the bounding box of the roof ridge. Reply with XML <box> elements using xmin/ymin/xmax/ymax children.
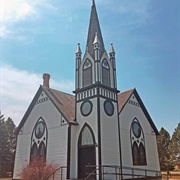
<box><xmin>118</xmin><ymin>88</ymin><xmax>135</xmax><ymax>95</ymax></box>
<box><xmin>118</xmin><ymin>88</ymin><xmax>135</xmax><ymax>114</ymax></box>
<box><xmin>41</xmin><ymin>85</ymin><xmax>75</xmax><ymax>97</ymax></box>
<box><xmin>42</xmin><ymin>86</ymin><xmax>75</xmax><ymax>123</ymax></box>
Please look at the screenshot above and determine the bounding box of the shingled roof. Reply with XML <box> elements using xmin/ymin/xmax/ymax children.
<box><xmin>118</xmin><ymin>88</ymin><xmax>159</xmax><ymax>135</ymax></box>
<box><xmin>15</xmin><ymin>86</ymin><xmax>158</xmax><ymax>135</ymax></box>
<box><xmin>118</xmin><ymin>88</ymin><xmax>135</xmax><ymax>113</ymax></box>
<box><xmin>15</xmin><ymin>86</ymin><xmax>76</xmax><ymax>135</ymax></box>
<box><xmin>43</xmin><ymin>86</ymin><xmax>75</xmax><ymax>123</ymax></box>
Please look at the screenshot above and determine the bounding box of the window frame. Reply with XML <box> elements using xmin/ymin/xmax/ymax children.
<box><xmin>102</xmin><ymin>59</ymin><xmax>110</xmax><ymax>86</ymax></box>
<box><xmin>83</xmin><ymin>59</ymin><xmax>92</xmax><ymax>87</ymax></box>
<box><xmin>131</xmin><ymin>118</ymin><xmax>147</xmax><ymax>166</ymax></box>
<box><xmin>30</xmin><ymin>117</ymin><xmax>47</xmax><ymax>164</ymax></box>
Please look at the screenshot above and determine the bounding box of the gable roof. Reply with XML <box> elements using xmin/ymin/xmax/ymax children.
<box><xmin>15</xmin><ymin>86</ymin><xmax>158</xmax><ymax>136</ymax></box>
<box><xmin>15</xmin><ymin>85</ymin><xmax>76</xmax><ymax>135</ymax></box>
<box><xmin>43</xmin><ymin>86</ymin><xmax>75</xmax><ymax>123</ymax></box>
<box><xmin>118</xmin><ymin>88</ymin><xmax>135</xmax><ymax>113</ymax></box>
<box><xmin>118</xmin><ymin>88</ymin><xmax>159</xmax><ymax>135</ymax></box>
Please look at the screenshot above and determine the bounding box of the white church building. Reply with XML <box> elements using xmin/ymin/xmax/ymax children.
<box><xmin>13</xmin><ymin>1</ymin><xmax>160</xmax><ymax>179</ymax></box>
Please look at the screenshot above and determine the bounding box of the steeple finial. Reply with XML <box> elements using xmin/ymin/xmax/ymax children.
<box><xmin>76</xmin><ymin>43</ymin><xmax>82</xmax><ymax>54</ymax></box>
<box><xmin>92</xmin><ymin>0</ymin><xmax>95</xmax><ymax>6</ymax></box>
<box><xmin>109</xmin><ymin>43</ymin><xmax>115</xmax><ymax>54</ymax></box>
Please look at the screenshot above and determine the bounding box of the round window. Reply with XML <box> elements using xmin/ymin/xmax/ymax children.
<box><xmin>35</xmin><ymin>121</ymin><xmax>45</xmax><ymax>139</ymax></box>
<box><xmin>81</xmin><ymin>100</ymin><xmax>93</xmax><ymax>116</ymax></box>
<box><xmin>132</xmin><ymin>121</ymin><xmax>141</xmax><ymax>138</ymax></box>
<box><xmin>104</xmin><ymin>100</ymin><xmax>114</xmax><ymax>116</ymax></box>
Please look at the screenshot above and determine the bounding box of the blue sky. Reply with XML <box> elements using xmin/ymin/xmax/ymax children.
<box><xmin>1</xmin><ymin>0</ymin><xmax>179</xmax><ymax>136</ymax></box>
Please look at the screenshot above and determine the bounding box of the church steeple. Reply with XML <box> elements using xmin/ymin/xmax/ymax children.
<box><xmin>74</xmin><ymin>0</ymin><xmax>118</xmax><ymax>90</ymax></box>
<box><xmin>86</xmin><ymin>0</ymin><xmax>104</xmax><ymax>59</ymax></box>
<box><xmin>73</xmin><ymin>4</ymin><xmax>120</xmax><ymax>178</ymax></box>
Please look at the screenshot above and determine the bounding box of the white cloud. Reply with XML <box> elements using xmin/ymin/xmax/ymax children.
<box><xmin>16</xmin><ymin>2</ymin><xmax>38</xmax><ymax>21</ymax></box>
<box><xmin>1</xmin><ymin>0</ymin><xmax>38</xmax><ymax>22</ymax></box>
<box><xmin>0</xmin><ymin>26</ymin><xmax>11</xmax><ymax>37</ymax></box>
<box><xmin>0</xmin><ymin>0</ymin><xmax>56</xmax><ymax>38</ymax></box>
<box><xmin>1</xmin><ymin>0</ymin><xmax>37</xmax><ymax>38</ymax></box>
<box><xmin>0</xmin><ymin>64</ymin><xmax>74</xmax><ymax>126</ymax></box>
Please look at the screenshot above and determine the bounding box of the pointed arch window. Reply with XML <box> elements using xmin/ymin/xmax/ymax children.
<box><xmin>30</xmin><ymin>143</ymin><xmax>38</xmax><ymax>162</ymax></box>
<box><xmin>30</xmin><ymin>117</ymin><xmax>47</xmax><ymax>164</ymax></box>
<box><xmin>79</xmin><ymin>124</ymin><xmax>95</xmax><ymax>146</ymax></box>
<box><xmin>39</xmin><ymin>142</ymin><xmax>46</xmax><ymax>162</ymax></box>
<box><xmin>131</xmin><ymin>118</ymin><xmax>147</xmax><ymax>166</ymax></box>
<box><xmin>83</xmin><ymin>59</ymin><xmax>92</xmax><ymax>87</ymax></box>
<box><xmin>81</xmin><ymin>126</ymin><xmax>94</xmax><ymax>145</ymax></box>
<box><xmin>132</xmin><ymin>142</ymin><xmax>139</xmax><ymax>165</ymax></box>
<box><xmin>102</xmin><ymin>59</ymin><xmax>110</xmax><ymax>86</ymax></box>
<box><xmin>139</xmin><ymin>143</ymin><xmax>147</xmax><ymax>165</ymax></box>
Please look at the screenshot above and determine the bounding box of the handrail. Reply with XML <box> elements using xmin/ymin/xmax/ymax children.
<box><xmin>86</xmin><ymin>164</ymin><xmax>160</xmax><ymax>174</ymax></box>
<box><xmin>87</xmin><ymin>165</ymin><xmax>160</xmax><ymax>173</ymax></box>
<box><xmin>44</xmin><ymin>166</ymin><xmax>67</xmax><ymax>180</ymax></box>
<box><xmin>85</xmin><ymin>165</ymin><xmax>161</xmax><ymax>180</ymax></box>
<box><xmin>44</xmin><ymin>164</ymin><xmax>160</xmax><ymax>180</ymax></box>
<box><xmin>84</xmin><ymin>167</ymin><xmax>98</xmax><ymax>180</ymax></box>
<box><xmin>122</xmin><ymin>165</ymin><xmax>160</xmax><ymax>173</ymax></box>
<box><xmin>43</xmin><ymin>166</ymin><xmax>61</xmax><ymax>180</ymax></box>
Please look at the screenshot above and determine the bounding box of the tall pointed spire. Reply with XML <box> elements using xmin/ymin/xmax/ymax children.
<box><xmin>86</xmin><ymin>0</ymin><xmax>104</xmax><ymax>59</ymax></box>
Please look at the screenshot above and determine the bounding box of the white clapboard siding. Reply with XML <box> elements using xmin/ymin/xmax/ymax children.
<box><xmin>13</xmin><ymin>92</ymin><xmax>69</xmax><ymax>179</ymax></box>
<box><xmin>13</xmin><ymin>133</ymin><xmax>31</xmax><ymax>179</ymax></box>
<box><xmin>119</xmin><ymin>93</ymin><xmax>160</xmax><ymax>173</ymax></box>
<box><xmin>100</xmin><ymin>98</ymin><xmax>120</xmax><ymax>166</ymax></box>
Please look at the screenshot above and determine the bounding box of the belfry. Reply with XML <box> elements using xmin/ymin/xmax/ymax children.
<box><xmin>13</xmin><ymin>1</ymin><xmax>160</xmax><ymax>180</ymax></box>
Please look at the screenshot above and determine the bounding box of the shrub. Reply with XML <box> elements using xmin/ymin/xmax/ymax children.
<box><xmin>20</xmin><ymin>159</ymin><xmax>58</xmax><ymax>180</ymax></box>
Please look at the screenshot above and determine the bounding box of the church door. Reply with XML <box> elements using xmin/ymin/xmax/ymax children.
<box><xmin>78</xmin><ymin>124</ymin><xmax>96</xmax><ymax>179</ymax></box>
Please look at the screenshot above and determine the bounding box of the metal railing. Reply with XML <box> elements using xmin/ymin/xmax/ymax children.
<box><xmin>85</xmin><ymin>165</ymin><xmax>161</xmax><ymax>180</ymax></box>
<box><xmin>44</xmin><ymin>164</ymin><xmax>161</xmax><ymax>180</ymax></box>
<box><xmin>44</xmin><ymin>166</ymin><xmax>67</xmax><ymax>180</ymax></box>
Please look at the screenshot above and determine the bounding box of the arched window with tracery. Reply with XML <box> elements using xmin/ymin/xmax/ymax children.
<box><xmin>83</xmin><ymin>59</ymin><xmax>92</xmax><ymax>87</ymax></box>
<box><xmin>30</xmin><ymin>117</ymin><xmax>47</xmax><ymax>164</ymax></box>
<box><xmin>131</xmin><ymin>118</ymin><xmax>147</xmax><ymax>166</ymax></box>
<box><xmin>102</xmin><ymin>59</ymin><xmax>110</xmax><ymax>86</ymax></box>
